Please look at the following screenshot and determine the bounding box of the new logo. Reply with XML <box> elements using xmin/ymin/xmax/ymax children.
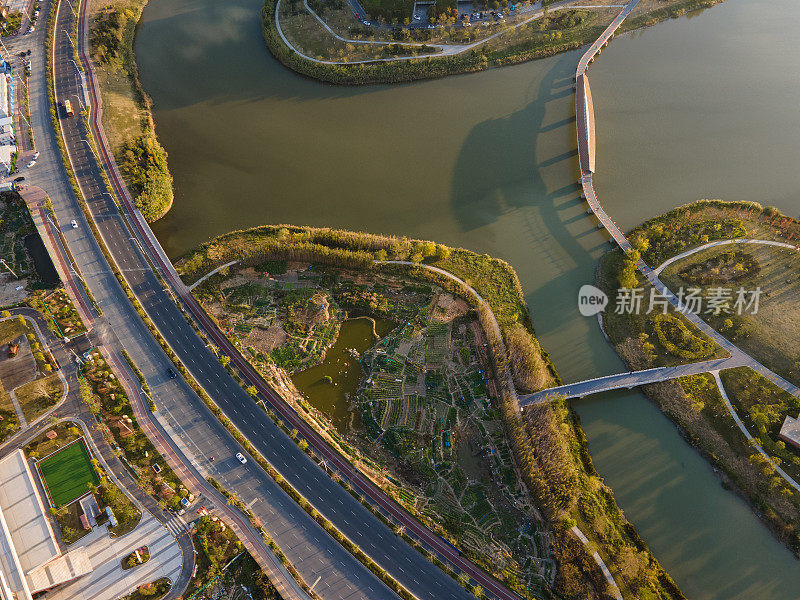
<box><xmin>578</xmin><ymin>284</ymin><xmax>608</xmax><ymax>317</ymax></box>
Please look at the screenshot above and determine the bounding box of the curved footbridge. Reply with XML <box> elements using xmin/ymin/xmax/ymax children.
<box><xmin>521</xmin><ymin>0</ymin><xmax>800</xmax><ymax>410</ymax></box>
<box><xmin>519</xmin><ymin>356</ymin><xmax>747</xmax><ymax>407</ymax></box>
<box><xmin>575</xmin><ymin>0</ymin><xmax>640</xmax><ymax>251</ymax></box>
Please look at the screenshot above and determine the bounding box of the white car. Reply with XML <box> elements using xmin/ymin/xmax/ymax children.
<box><xmin>26</xmin><ymin>160</ymin><xmax>36</xmax><ymax>168</ymax></box>
<box><xmin>27</xmin><ymin>26</ymin><xmax>34</xmax><ymax>33</ymax></box>
<box><xmin>70</xmin><ymin>219</ymin><xmax>78</xmax><ymax>229</ymax></box>
<box><xmin>235</xmin><ymin>452</ymin><xmax>247</xmax><ymax>464</ymax></box>
<box><xmin>32</xmin><ymin>151</ymin><xmax>39</xmax><ymax>160</ymax></box>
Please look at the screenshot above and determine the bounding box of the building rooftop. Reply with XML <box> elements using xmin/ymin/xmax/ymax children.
<box><xmin>779</xmin><ymin>414</ymin><xmax>800</xmax><ymax>449</ymax></box>
<box><xmin>0</xmin><ymin>450</ymin><xmax>92</xmax><ymax>599</ymax></box>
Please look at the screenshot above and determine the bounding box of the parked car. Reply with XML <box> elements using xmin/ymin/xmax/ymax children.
<box><xmin>70</xmin><ymin>219</ymin><xmax>78</xmax><ymax>229</ymax></box>
<box><xmin>235</xmin><ymin>452</ymin><xmax>247</xmax><ymax>464</ymax></box>
<box><xmin>27</xmin><ymin>26</ymin><xmax>34</xmax><ymax>33</ymax></box>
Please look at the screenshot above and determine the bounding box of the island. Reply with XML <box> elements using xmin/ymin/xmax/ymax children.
<box><xmin>598</xmin><ymin>199</ymin><xmax>800</xmax><ymax>556</ymax></box>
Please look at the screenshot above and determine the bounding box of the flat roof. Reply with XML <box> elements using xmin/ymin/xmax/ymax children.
<box><xmin>0</xmin><ymin>450</ymin><xmax>59</xmax><ymax>574</ymax></box>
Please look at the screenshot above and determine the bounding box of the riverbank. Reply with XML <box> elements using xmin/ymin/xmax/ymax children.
<box><xmin>179</xmin><ymin>224</ymin><xmax>686</xmax><ymax>600</ymax></box>
<box><xmin>598</xmin><ymin>199</ymin><xmax>800</xmax><ymax>556</ymax></box>
<box><xmin>87</xmin><ymin>0</ymin><xmax>172</xmax><ymax>221</ymax></box>
<box><xmin>262</xmin><ymin>0</ymin><xmax>724</xmax><ymax>84</ymax></box>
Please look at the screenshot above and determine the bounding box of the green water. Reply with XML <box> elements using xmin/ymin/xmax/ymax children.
<box><xmin>292</xmin><ymin>318</ymin><xmax>394</xmax><ymax>430</ymax></box>
<box><xmin>136</xmin><ymin>0</ymin><xmax>800</xmax><ymax>595</ymax></box>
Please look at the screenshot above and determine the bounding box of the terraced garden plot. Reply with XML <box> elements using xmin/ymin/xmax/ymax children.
<box><xmin>425</xmin><ymin>322</ymin><xmax>449</xmax><ymax>365</ymax></box>
<box><xmin>369</xmin><ymin>372</ymin><xmax>403</xmax><ymax>401</ymax></box>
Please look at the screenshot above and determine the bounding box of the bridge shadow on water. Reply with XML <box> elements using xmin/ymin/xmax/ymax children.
<box><xmin>449</xmin><ymin>52</ymin><xmax>614</xmax><ymax>355</ymax></box>
<box><xmin>449</xmin><ymin>57</ymin><xmax>579</xmax><ymax>235</ymax></box>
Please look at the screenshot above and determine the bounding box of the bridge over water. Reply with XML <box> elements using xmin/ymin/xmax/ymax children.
<box><xmin>521</xmin><ymin>0</ymin><xmax>800</xmax><ymax>409</ymax></box>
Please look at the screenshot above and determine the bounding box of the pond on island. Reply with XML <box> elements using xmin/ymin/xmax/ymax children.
<box><xmin>292</xmin><ymin>317</ymin><xmax>395</xmax><ymax>432</ymax></box>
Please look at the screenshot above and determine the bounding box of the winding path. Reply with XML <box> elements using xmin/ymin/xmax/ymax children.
<box><xmin>274</xmin><ymin>0</ymin><xmax>620</xmax><ymax>65</ymax></box>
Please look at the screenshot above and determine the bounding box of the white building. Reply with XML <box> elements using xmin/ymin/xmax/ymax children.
<box><xmin>0</xmin><ymin>74</ymin><xmax>16</xmax><ymax>176</ymax></box>
<box><xmin>0</xmin><ymin>450</ymin><xmax>91</xmax><ymax>600</ymax></box>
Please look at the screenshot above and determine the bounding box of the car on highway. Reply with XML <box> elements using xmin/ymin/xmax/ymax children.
<box><xmin>235</xmin><ymin>452</ymin><xmax>247</xmax><ymax>464</ymax></box>
<box><xmin>167</xmin><ymin>367</ymin><xmax>177</xmax><ymax>379</ymax></box>
<box><xmin>27</xmin><ymin>26</ymin><xmax>34</xmax><ymax>33</ymax></box>
<box><xmin>13</xmin><ymin>177</ymin><xmax>24</xmax><ymax>183</ymax></box>
<box><xmin>70</xmin><ymin>219</ymin><xmax>78</xmax><ymax>229</ymax></box>
<box><xmin>32</xmin><ymin>152</ymin><xmax>39</xmax><ymax>160</ymax></box>
<box><xmin>26</xmin><ymin>160</ymin><xmax>35</xmax><ymax>168</ymax></box>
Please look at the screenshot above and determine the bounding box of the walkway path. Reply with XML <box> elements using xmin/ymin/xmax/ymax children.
<box><xmin>275</xmin><ymin>0</ymin><xmax>620</xmax><ymax>65</ymax></box>
<box><xmin>528</xmin><ymin>0</ymin><xmax>800</xmax><ymax>411</ymax></box>
<box><xmin>570</xmin><ymin>526</ymin><xmax>622</xmax><ymax>600</ymax></box>
<box><xmin>652</xmin><ymin>237</ymin><xmax>800</xmax><ymax>276</ymax></box>
<box><xmin>711</xmin><ymin>371</ymin><xmax>800</xmax><ymax>494</ymax></box>
<box><xmin>519</xmin><ymin>355</ymin><xmax>746</xmax><ymax>406</ymax></box>
<box><xmin>187</xmin><ymin>260</ymin><xmax>238</xmax><ymax>290</ymax></box>
<box><xmin>7</xmin><ymin>391</ymin><xmax>26</xmax><ymax>428</ymax></box>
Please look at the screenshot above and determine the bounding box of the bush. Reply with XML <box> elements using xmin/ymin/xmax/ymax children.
<box><xmin>652</xmin><ymin>313</ymin><xmax>715</xmax><ymax>360</ymax></box>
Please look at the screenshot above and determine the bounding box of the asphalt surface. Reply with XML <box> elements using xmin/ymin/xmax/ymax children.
<box><xmin>0</xmin><ymin>308</ymin><xmax>194</xmax><ymax>599</ymax></box>
<box><xmin>15</xmin><ymin>0</ymin><xmax>513</xmax><ymax>599</ymax></box>
<box><xmin>38</xmin><ymin>1</ymin><xmax>402</xmax><ymax>598</ymax></box>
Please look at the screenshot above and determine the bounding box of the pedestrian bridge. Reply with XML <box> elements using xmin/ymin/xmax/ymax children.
<box><xmin>518</xmin><ymin>355</ymin><xmax>746</xmax><ymax>407</ymax></box>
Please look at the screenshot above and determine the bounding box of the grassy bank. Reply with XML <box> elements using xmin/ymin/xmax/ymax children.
<box><xmin>598</xmin><ymin>199</ymin><xmax>800</xmax><ymax>555</ymax></box>
<box><xmin>262</xmin><ymin>0</ymin><xmax>724</xmax><ymax>85</ymax></box>
<box><xmin>178</xmin><ymin>224</ymin><xmax>686</xmax><ymax>600</ymax></box>
<box><xmin>88</xmin><ymin>0</ymin><xmax>172</xmax><ymax>221</ymax></box>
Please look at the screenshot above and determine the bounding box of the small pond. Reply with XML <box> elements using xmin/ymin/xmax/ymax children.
<box><xmin>293</xmin><ymin>317</ymin><xmax>394</xmax><ymax>431</ymax></box>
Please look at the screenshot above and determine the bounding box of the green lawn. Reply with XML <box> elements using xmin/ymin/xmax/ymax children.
<box><xmin>38</xmin><ymin>440</ymin><xmax>99</xmax><ymax>507</ymax></box>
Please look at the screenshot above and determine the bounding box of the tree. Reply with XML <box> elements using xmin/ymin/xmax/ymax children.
<box><xmin>617</xmin><ymin>250</ymin><xmax>640</xmax><ymax>290</ymax></box>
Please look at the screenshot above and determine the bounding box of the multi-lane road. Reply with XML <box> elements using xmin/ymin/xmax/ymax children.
<box><xmin>8</xmin><ymin>0</ymin><xmax>534</xmax><ymax>599</ymax></box>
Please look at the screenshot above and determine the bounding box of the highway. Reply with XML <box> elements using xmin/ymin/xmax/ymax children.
<box><xmin>12</xmin><ymin>0</ymin><xmax>526</xmax><ymax>599</ymax></box>
<box><xmin>41</xmin><ymin>0</ymin><xmax>415</xmax><ymax>598</ymax></box>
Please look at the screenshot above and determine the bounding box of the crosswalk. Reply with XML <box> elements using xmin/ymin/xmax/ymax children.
<box><xmin>162</xmin><ymin>515</ymin><xmax>189</xmax><ymax>539</ymax></box>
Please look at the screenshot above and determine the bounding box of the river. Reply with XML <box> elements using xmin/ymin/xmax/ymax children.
<box><xmin>136</xmin><ymin>0</ymin><xmax>800</xmax><ymax>596</ymax></box>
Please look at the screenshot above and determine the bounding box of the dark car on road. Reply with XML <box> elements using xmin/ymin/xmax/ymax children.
<box><xmin>168</xmin><ymin>367</ymin><xmax>177</xmax><ymax>379</ymax></box>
